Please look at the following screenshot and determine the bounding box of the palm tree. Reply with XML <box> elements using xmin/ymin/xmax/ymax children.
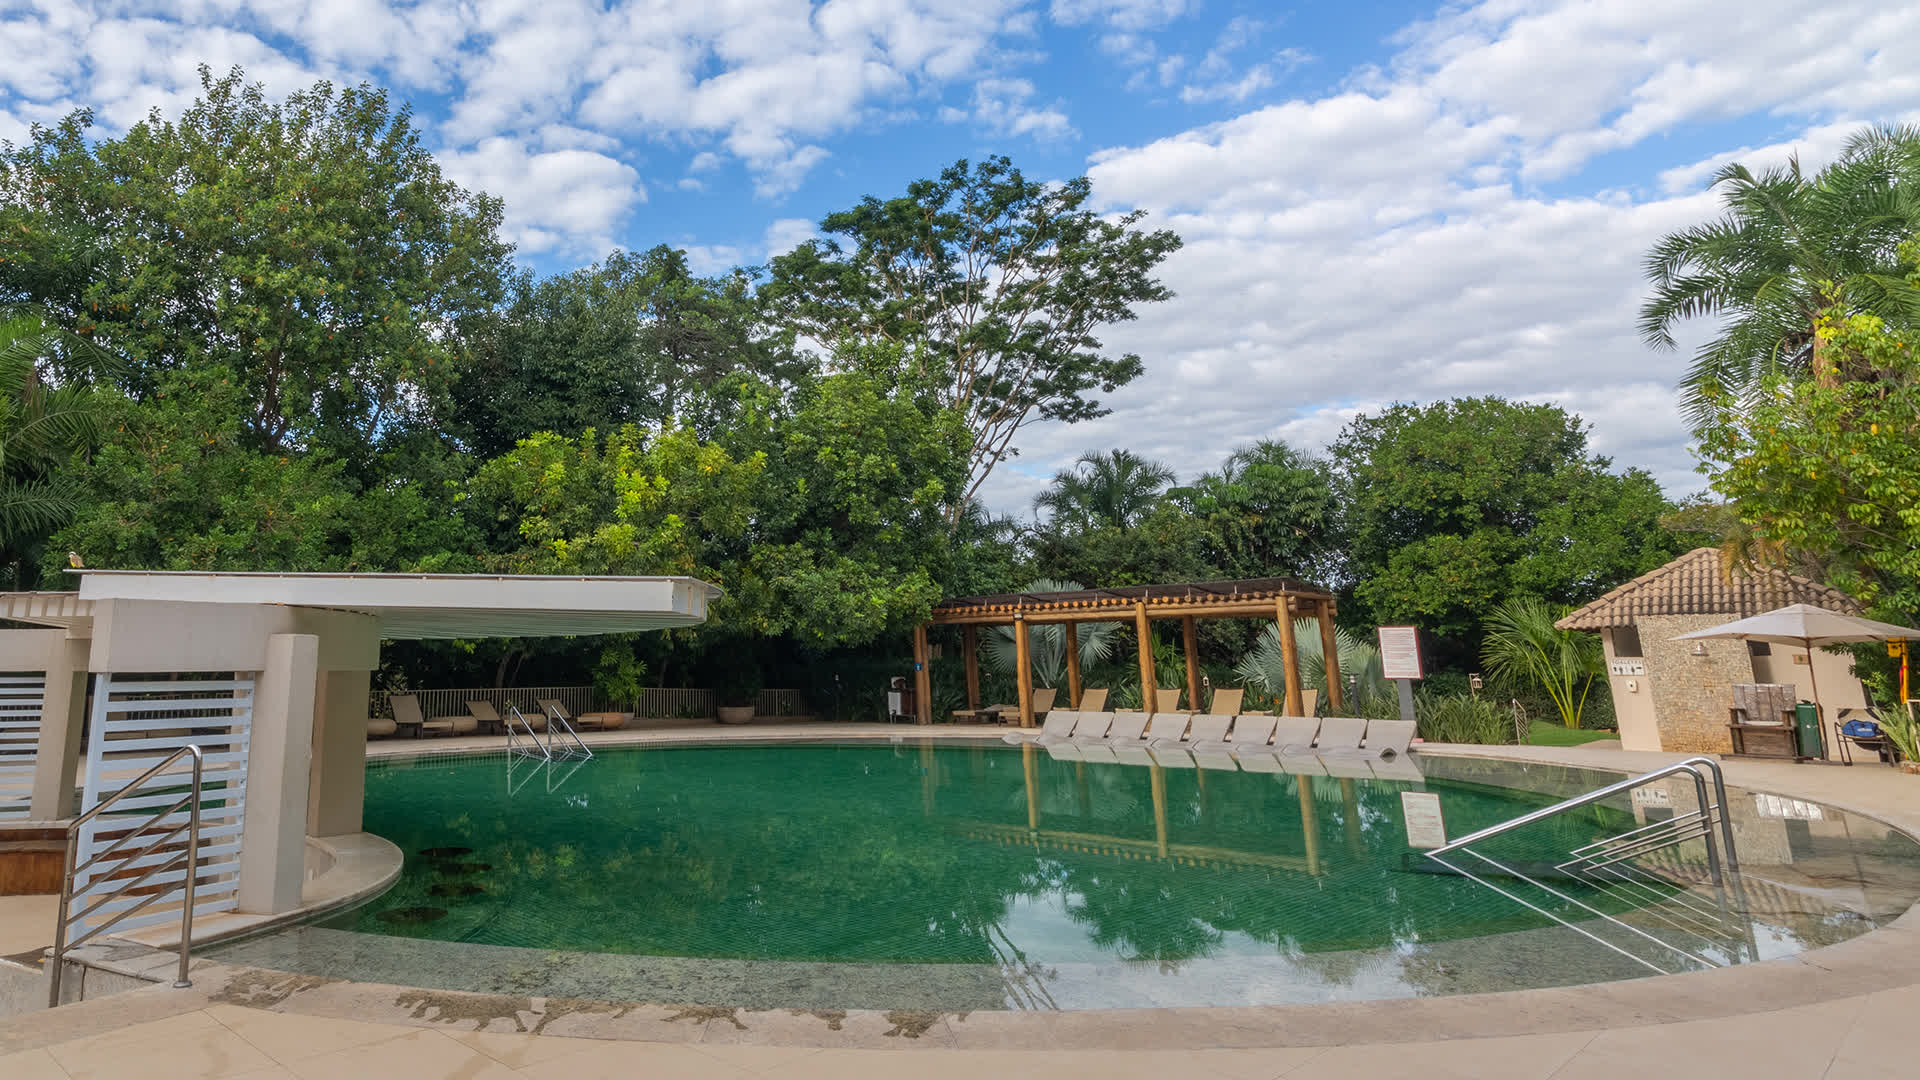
<box><xmin>0</xmin><ymin>313</ymin><xmax>112</xmax><ymax>561</ymax></box>
<box><xmin>1234</xmin><ymin>619</ymin><xmax>1392</xmax><ymax>716</ymax></box>
<box><xmin>1480</xmin><ymin>599</ymin><xmax>1602</xmax><ymax>729</ymax></box>
<box><xmin>1641</xmin><ymin>125</ymin><xmax>1920</xmax><ymax>429</ymax></box>
<box><xmin>983</xmin><ymin>578</ymin><xmax>1122</xmax><ymax>688</ymax></box>
<box><xmin>1033</xmin><ymin>449</ymin><xmax>1175</xmax><ymax>533</ymax></box>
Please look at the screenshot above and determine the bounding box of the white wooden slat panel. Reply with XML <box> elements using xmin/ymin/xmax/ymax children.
<box><xmin>0</xmin><ymin>674</ymin><xmax>44</xmax><ymax>822</ymax></box>
<box><xmin>74</xmin><ymin>672</ymin><xmax>253</xmax><ymax>937</ymax></box>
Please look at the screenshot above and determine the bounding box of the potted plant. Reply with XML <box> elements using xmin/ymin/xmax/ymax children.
<box><xmin>715</xmin><ymin>665</ymin><xmax>763</xmax><ymax>724</ymax></box>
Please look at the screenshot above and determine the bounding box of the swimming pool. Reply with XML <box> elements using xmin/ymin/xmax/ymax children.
<box><xmin>210</xmin><ymin>740</ymin><xmax>1920</xmax><ymax>1010</ymax></box>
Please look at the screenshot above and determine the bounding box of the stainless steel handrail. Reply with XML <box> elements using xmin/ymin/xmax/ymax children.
<box><xmin>48</xmin><ymin>745</ymin><xmax>204</xmax><ymax>1007</ymax></box>
<box><xmin>1428</xmin><ymin>755</ymin><xmax>1737</xmax><ymax>874</ymax></box>
<box><xmin>504</xmin><ymin>704</ymin><xmax>550</xmax><ymax>761</ymax></box>
<box><xmin>541</xmin><ymin>703</ymin><xmax>593</xmax><ymax>761</ymax></box>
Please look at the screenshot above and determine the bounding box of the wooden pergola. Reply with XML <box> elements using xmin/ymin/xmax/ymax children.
<box><xmin>912</xmin><ymin>577</ymin><xmax>1344</xmax><ymax>726</ymax></box>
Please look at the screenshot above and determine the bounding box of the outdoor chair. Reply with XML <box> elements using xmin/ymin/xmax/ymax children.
<box><xmin>1069</xmin><ymin>711</ymin><xmax>1114</xmax><ymax>741</ymax></box>
<box><xmin>1234</xmin><ymin>716</ymin><xmax>1314</xmax><ymax>772</ymax></box>
<box><xmin>389</xmin><ymin>694</ymin><xmax>477</xmax><ymax>737</ymax></box>
<box><xmin>536</xmin><ymin>697</ymin><xmax>610</xmax><ymax>730</ymax></box>
<box><xmin>1270</xmin><ymin>716</ymin><xmax>1322</xmax><ymax>756</ymax></box>
<box><xmin>1183</xmin><ymin>714</ymin><xmax>1241</xmax><ymax>754</ymax></box>
<box><xmin>1140</xmin><ymin>710</ymin><xmax>1191</xmax><ymax>747</ymax></box>
<box><xmin>1207</xmin><ymin>688</ymin><xmax>1245</xmax><ymax>716</ymax></box>
<box><xmin>1309</xmin><ymin>716</ymin><xmax>1368</xmax><ymax>754</ymax></box>
<box><xmin>977</xmin><ymin>687</ymin><xmax>1058</xmax><ymax>726</ymax></box>
<box><xmin>1834</xmin><ymin>707</ymin><xmax>1901</xmax><ymax>766</ymax></box>
<box><xmin>366</xmin><ymin>715</ymin><xmax>397</xmax><ymax>739</ymax></box>
<box><xmin>1005</xmin><ymin>704</ymin><xmax>1080</xmax><ymax>745</ymax></box>
<box><xmin>1218</xmin><ymin>714</ymin><xmax>1279</xmax><ymax>752</ymax></box>
<box><xmin>1074</xmin><ymin>711</ymin><xmax>1139</xmax><ymax>744</ymax></box>
<box><xmin>1728</xmin><ymin>682</ymin><xmax>1799</xmax><ymax>758</ymax></box>
<box><xmin>1330</xmin><ymin>718</ymin><xmax>1416</xmax><ymax>759</ymax></box>
<box><xmin>468</xmin><ymin>700</ymin><xmax>543</xmax><ymax>735</ymax></box>
<box><xmin>1077</xmin><ymin>688</ymin><xmax>1109</xmax><ymax>712</ymax></box>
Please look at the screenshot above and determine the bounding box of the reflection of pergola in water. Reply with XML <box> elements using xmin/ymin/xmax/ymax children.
<box><xmin>913</xmin><ymin>578</ymin><xmax>1346</xmax><ymax>725</ymax></box>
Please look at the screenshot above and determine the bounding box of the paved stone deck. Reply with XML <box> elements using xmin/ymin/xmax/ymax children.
<box><xmin>3</xmin><ymin>727</ymin><xmax>1916</xmax><ymax>1078</ymax></box>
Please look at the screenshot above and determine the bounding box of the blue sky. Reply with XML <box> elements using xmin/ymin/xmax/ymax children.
<box><xmin>3</xmin><ymin>1</ymin><xmax>1918</xmax><ymax>513</ymax></box>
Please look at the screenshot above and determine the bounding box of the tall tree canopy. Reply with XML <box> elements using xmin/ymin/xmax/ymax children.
<box><xmin>764</xmin><ymin>156</ymin><xmax>1181</xmax><ymax>519</ymax></box>
<box><xmin>1168</xmin><ymin>440</ymin><xmax>1339</xmax><ymax>581</ymax></box>
<box><xmin>1640</xmin><ymin>126</ymin><xmax>1920</xmax><ymax>430</ymax></box>
<box><xmin>1332</xmin><ymin>398</ymin><xmax>1678</xmax><ymax>658</ymax></box>
<box><xmin>0</xmin><ymin>66</ymin><xmax>513</xmax><ymax>464</ymax></box>
<box><xmin>1035</xmin><ymin>449</ymin><xmax>1175</xmax><ymax>533</ymax></box>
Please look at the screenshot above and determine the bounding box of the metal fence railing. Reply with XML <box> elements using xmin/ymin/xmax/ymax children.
<box><xmin>370</xmin><ymin>685</ymin><xmax>809</xmax><ymax>722</ymax></box>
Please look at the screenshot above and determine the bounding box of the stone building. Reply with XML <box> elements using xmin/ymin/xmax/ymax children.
<box><xmin>1555</xmin><ymin>548</ymin><xmax>1869</xmax><ymax>754</ymax></box>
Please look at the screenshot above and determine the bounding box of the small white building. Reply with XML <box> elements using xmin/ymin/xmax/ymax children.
<box><xmin>0</xmin><ymin>571</ymin><xmax>717</xmax><ymax>926</ymax></box>
<box><xmin>1556</xmin><ymin>549</ymin><xmax>1868</xmax><ymax>754</ymax></box>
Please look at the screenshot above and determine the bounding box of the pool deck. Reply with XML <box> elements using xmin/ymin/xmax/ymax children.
<box><xmin>4</xmin><ymin>725</ymin><xmax>1919</xmax><ymax>1078</ymax></box>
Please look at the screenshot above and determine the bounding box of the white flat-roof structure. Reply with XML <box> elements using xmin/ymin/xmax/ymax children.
<box><xmin>0</xmin><ymin>570</ymin><xmax>720</xmax><ymax>928</ymax></box>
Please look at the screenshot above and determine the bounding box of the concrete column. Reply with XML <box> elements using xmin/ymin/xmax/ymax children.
<box><xmin>307</xmin><ymin>668</ymin><xmax>370</xmax><ymax>837</ymax></box>
<box><xmin>29</xmin><ymin>638</ymin><xmax>90</xmax><ymax>821</ymax></box>
<box><xmin>238</xmin><ymin>634</ymin><xmax>318</xmax><ymax>915</ymax></box>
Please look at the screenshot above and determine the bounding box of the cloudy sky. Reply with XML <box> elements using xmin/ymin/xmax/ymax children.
<box><xmin>4</xmin><ymin>1</ymin><xmax>1917</xmax><ymax>515</ymax></box>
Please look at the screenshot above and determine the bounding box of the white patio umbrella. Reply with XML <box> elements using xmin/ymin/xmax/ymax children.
<box><xmin>1673</xmin><ymin>603</ymin><xmax>1920</xmax><ymax>724</ymax></box>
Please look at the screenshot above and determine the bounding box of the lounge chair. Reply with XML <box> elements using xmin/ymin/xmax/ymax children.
<box><xmin>366</xmin><ymin>715</ymin><xmax>397</xmax><ymax>739</ymax></box>
<box><xmin>1004</xmin><ymin>705</ymin><xmax>1078</xmax><ymax>744</ymax></box>
<box><xmin>1270</xmin><ymin>716</ymin><xmax>1322</xmax><ymax>756</ymax></box>
<box><xmin>1222</xmin><ymin>714</ymin><xmax>1279</xmax><ymax>751</ymax></box>
<box><xmin>1077</xmin><ymin>688</ymin><xmax>1110</xmax><ymax>712</ymax></box>
<box><xmin>1142</xmin><ymin>711</ymin><xmax>1193</xmax><ymax>749</ymax></box>
<box><xmin>468</xmin><ymin>700</ymin><xmax>545</xmax><ymax>735</ymax></box>
<box><xmin>1309</xmin><ymin>716</ymin><xmax>1368</xmax><ymax>754</ymax></box>
<box><xmin>1073</xmin><ymin>711</ymin><xmax>1137</xmax><ymax>744</ymax></box>
<box><xmin>1206</xmin><ymin>688</ymin><xmax>1245</xmax><ymax>716</ymax></box>
<box><xmin>390</xmin><ymin>694</ymin><xmax>477</xmax><ymax>737</ymax></box>
<box><xmin>1178</xmin><ymin>714</ymin><xmax>1235</xmax><ymax>752</ymax></box>
<box><xmin>975</xmin><ymin>687</ymin><xmax>1059</xmax><ymax>726</ymax></box>
<box><xmin>1070</xmin><ymin>712</ymin><xmax>1115</xmax><ymax>741</ymax></box>
<box><xmin>1353</xmin><ymin>718</ymin><xmax>1416</xmax><ymax>759</ymax></box>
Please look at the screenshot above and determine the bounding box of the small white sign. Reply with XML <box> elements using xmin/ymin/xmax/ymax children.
<box><xmin>1401</xmin><ymin>791</ymin><xmax>1447</xmax><ymax>849</ymax></box>
<box><xmin>1630</xmin><ymin>786</ymin><xmax>1671</xmax><ymax>807</ymax></box>
<box><xmin>1378</xmin><ymin>626</ymin><xmax>1424</xmax><ymax>680</ymax></box>
<box><xmin>1609</xmin><ymin>659</ymin><xmax>1646</xmax><ymax>677</ymax></box>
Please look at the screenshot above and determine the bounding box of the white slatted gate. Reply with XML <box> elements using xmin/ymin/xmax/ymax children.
<box><xmin>74</xmin><ymin>674</ymin><xmax>254</xmax><ymax>935</ymax></box>
<box><xmin>0</xmin><ymin>673</ymin><xmax>45</xmax><ymax>821</ymax></box>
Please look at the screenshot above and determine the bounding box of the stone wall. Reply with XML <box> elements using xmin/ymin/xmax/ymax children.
<box><xmin>1639</xmin><ymin>613</ymin><xmax>1759</xmax><ymax>753</ymax></box>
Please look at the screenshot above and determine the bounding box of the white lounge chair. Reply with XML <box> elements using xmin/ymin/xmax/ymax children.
<box><xmin>1167</xmin><ymin>713</ymin><xmax>1232</xmax><ymax>751</ymax></box>
<box><xmin>1357</xmin><ymin>718</ymin><xmax>1417</xmax><ymax>759</ymax></box>
<box><xmin>1269</xmin><ymin>716</ymin><xmax>1322</xmax><ymax>757</ymax></box>
<box><xmin>1083</xmin><ymin>710</ymin><xmax>1148</xmax><ymax>744</ymax></box>
<box><xmin>1002</xmin><ymin>706</ymin><xmax>1079</xmax><ymax>744</ymax></box>
<box><xmin>1310</xmin><ymin>716</ymin><xmax>1368</xmax><ymax>753</ymax></box>
<box><xmin>1140</xmin><ymin>710</ymin><xmax>1190</xmax><ymax>748</ymax></box>
<box><xmin>1070</xmin><ymin>711</ymin><xmax>1115</xmax><ymax>741</ymax></box>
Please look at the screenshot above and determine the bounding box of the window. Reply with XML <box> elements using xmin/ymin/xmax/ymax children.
<box><xmin>1611</xmin><ymin>624</ymin><xmax>1643</xmax><ymax>658</ymax></box>
<box><xmin>1748</xmin><ymin>641</ymin><xmax>1772</xmax><ymax>657</ymax></box>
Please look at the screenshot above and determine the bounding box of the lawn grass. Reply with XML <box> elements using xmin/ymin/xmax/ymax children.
<box><xmin>1526</xmin><ymin>719</ymin><xmax>1618</xmax><ymax>746</ymax></box>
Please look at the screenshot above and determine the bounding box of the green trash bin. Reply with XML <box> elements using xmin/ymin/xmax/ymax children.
<box><xmin>1793</xmin><ymin>703</ymin><xmax>1824</xmax><ymax>759</ymax></box>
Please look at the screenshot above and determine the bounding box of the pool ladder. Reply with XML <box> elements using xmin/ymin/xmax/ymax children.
<box><xmin>504</xmin><ymin>703</ymin><xmax>593</xmax><ymax>763</ymax></box>
<box><xmin>1423</xmin><ymin>756</ymin><xmax>1752</xmax><ymax>975</ymax></box>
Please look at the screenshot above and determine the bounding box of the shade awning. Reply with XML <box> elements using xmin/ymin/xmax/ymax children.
<box><xmin>1672</xmin><ymin>604</ymin><xmax>1920</xmax><ymax>647</ymax></box>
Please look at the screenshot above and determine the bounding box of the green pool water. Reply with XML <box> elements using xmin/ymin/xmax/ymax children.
<box><xmin>211</xmin><ymin>741</ymin><xmax>1920</xmax><ymax>1010</ymax></box>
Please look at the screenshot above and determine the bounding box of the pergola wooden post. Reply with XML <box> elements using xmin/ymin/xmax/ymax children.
<box><xmin>1276</xmin><ymin>597</ymin><xmax>1304</xmax><ymax>717</ymax></box>
<box><xmin>1182</xmin><ymin>615</ymin><xmax>1201</xmax><ymax>713</ymax></box>
<box><xmin>1014</xmin><ymin>613</ymin><xmax>1035</xmax><ymax>728</ymax></box>
<box><xmin>1133</xmin><ymin>600</ymin><xmax>1156</xmax><ymax>714</ymax></box>
<box><xmin>1063</xmin><ymin>622</ymin><xmax>1082</xmax><ymax>708</ymax></box>
<box><xmin>1298</xmin><ymin>776</ymin><xmax>1321</xmax><ymax>876</ymax></box>
<box><xmin>913</xmin><ymin>622</ymin><xmax>933</xmax><ymax>725</ymax></box>
<box><xmin>920</xmin><ymin>577</ymin><xmax>1335</xmax><ymax>724</ymax></box>
<box><xmin>962</xmin><ymin>625</ymin><xmax>981</xmax><ymax>712</ymax></box>
<box><xmin>1316</xmin><ymin>599</ymin><xmax>1344</xmax><ymax>713</ymax></box>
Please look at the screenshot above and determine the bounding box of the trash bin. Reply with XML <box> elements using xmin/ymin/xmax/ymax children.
<box><xmin>1794</xmin><ymin>703</ymin><xmax>1824</xmax><ymax>759</ymax></box>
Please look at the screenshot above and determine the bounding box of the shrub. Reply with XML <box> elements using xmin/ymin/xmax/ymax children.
<box><xmin>1416</xmin><ymin>692</ymin><xmax>1515</xmax><ymax>745</ymax></box>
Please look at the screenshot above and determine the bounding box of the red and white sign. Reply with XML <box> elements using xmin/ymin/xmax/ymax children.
<box><xmin>1377</xmin><ymin>625</ymin><xmax>1424</xmax><ymax>680</ymax></box>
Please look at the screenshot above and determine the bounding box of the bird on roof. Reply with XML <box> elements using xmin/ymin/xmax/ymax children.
<box><xmin>67</xmin><ymin>551</ymin><xmax>84</xmax><ymax>569</ymax></box>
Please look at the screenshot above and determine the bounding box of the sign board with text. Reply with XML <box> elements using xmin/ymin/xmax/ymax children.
<box><xmin>1401</xmin><ymin>792</ymin><xmax>1447</xmax><ymax>849</ymax></box>
<box><xmin>1608</xmin><ymin>659</ymin><xmax>1646</xmax><ymax>677</ymax></box>
<box><xmin>1377</xmin><ymin>626</ymin><xmax>1424</xmax><ymax>680</ymax></box>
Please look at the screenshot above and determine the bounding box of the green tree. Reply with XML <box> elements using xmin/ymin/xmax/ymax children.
<box><xmin>1034</xmin><ymin>449</ymin><xmax>1175</xmax><ymax>534</ymax></box>
<box><xmin>763</xmin><ymin>156</ymin><xmax>1181</xmax><ymax>520</ymax></box>
<box><xmin>1332</xmin><ymin>398</ymin><xmax>1678</xmax><ymax>660</ymax></box>
<box><xmin>457</xmin><ymin>246</ymin><xmax>798</xmax><ymax>458</ymax></box>
<box><xmin>1479</xmin><ymin>599</ymin><xmax>1602</xmax><ymax>729</ymax></box>
<box><xmin>1168</xmin><ymin>439</ymin><xmax>1338</xmax><ymax>580</ymax></box>
<box><xmin>1640</xmin><ymin>125</ymin><xmax>1920</xmax><ymax>429</ymax></box>
<box><xmin>0</xmin><ymin>311</ymin><xmax>115</xmax><ymax>585</ymax></box>
<box><xmin>1699</xmin><ymin>306</ymin><xmax>1920</xmax><ymax>623</ymax></box>
<box><xmin>0</xmin><ymin>66</ymin><xmax>512</xmax><ymax>463</ymax></box>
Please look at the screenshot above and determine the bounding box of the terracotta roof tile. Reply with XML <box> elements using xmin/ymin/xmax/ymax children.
<box><xmin>1555</xmin><ymin>548</ymin><xmax>1861</xmax><ymax>630</ymax></box>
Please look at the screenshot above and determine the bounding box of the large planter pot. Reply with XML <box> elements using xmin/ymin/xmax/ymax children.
<box><xmin>716</xmin><ymin>705</ymin><xmax>755</xmax><ymax>725</ymax></box>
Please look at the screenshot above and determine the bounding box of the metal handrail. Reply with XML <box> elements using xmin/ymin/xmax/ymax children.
<box><xmin>541</xmin><ymin>703</ymin><xmax>593</xmax><ymax>761</ymax></box>
<box><xmin>1428</xmin><ymin>755</ymin><xmax>1738</xmax><ymax>874</ymax></box>
<box><xmin>48</xmin><ymin>745</ymin><xmax>204</xmax><ymax>1007</ymax></box>
<box><xmin>504</xmin><ymin>704</ymin><xmax>549</xmax><ymax>762</ymax></box>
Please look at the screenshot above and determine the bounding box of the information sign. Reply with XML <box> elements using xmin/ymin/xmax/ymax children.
<box><xmin>1378</xmin><ymin>626</ymin><xmax>1424</xmax><ymax>680</ymax></box>
<box><xmin>1401</xmin><ymin>791</ymin><xmax>1447</xmax><ymax>849</ymax></box>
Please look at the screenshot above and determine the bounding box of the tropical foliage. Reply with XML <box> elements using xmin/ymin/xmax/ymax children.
<box><xmin>1641</xmin><ymin>126</ymin><xmax>1920</xmax><ymax>430</ymax></box>
<box><xmin>981</xmin><ymin>580</ymin><xmax>1123</xmax><ymax>688</ymax></box>
<box><xmin>1479</xmin><ymin>599</ymin><xmax>1604</xmax><ymax>729</ymax></box>
<box><xmin>1234</xmin><ymin>619</ymin><xmax>1392</xmax><ymax>717</ymax></box>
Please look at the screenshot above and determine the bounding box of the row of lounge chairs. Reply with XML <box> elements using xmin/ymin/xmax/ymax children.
<box><xmin>1007</xmin><ymin>708</ymin><xmax>1420</xmax><ymax>780</ymax></box>
<box><xmin>374</xmin><ymin>695</ymin><xmax>631</xmax><ymax>738</ymax></box>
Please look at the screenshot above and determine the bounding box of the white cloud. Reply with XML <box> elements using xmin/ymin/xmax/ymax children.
<box><xmin>974</xmin><ymin>0</ymin><xmax>1920</xmax><ymax>514</ymax></box>
<box><xmin>763</xmin><ymin>218</ymin><xmax>819</xmax><ymax>257</ymax></box>
<box><xmin>1049</xmin><ymin>0</ymin><xmax>1191</xmax><ymax>32</ymax></box>
<box><xmin>439</xmin><ymin>137</ymin><xmax>644</xmax><ymax>256</ymax></box>
<box><xmin>953</xmin><ymin>77</ymin><xmax>1075</xmax><ymax>140</ymax></box>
